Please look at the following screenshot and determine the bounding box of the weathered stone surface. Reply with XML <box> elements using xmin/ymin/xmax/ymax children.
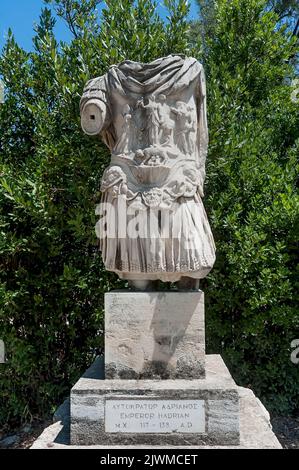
<box><xmin>31</xmin><ymin>355</ymin><xmax>282</xmax><ymax>449</ymax></box>
<box><xmin>69</xmin><ymin>354</ymin><xmax>239</xmax><ymax>446</ymax></box>
<box><xmin>208</xmin><ymin>399</ymin><xmax>240</xmax><ymax>442</ymax></box>
<box><xmin>105</xmin><ymin>290</ymin><xmax>205</xmax><ymax>380</ymax></box>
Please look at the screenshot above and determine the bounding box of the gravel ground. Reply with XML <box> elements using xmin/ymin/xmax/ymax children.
<box><xmin>0</xmin><ymin>416</ymin><xmax>298</xmax><ymax>449</ymax></box>
<box><xmin>0</xmin><ymin>419</ymin><xmax>52</xmax><ymax>449</ymax></box>
<box><xmin>271</xmin><ymin>416</ymin><xmax>299</xmax><ymax>449</ymax></box>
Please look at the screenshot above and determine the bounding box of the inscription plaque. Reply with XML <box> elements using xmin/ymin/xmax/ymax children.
<box><xmin>105</xmin><ymin>399</ymin><xmax>205</xmax><ymax>433</ymax></box>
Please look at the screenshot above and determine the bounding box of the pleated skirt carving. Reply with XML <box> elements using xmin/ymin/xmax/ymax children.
<box><xmin>97</xmin><ymin>192</ymin><xmax>216</xmax><ymax>282</ymax></box>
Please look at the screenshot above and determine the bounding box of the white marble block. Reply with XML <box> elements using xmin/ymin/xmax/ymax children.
<box><xmin>105</xmin><ymin>290</ymin><xmax>205</xmax><ymax>379</ymax></box>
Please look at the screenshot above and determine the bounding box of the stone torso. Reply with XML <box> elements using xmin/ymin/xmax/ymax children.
<box><xmin>80</xmin><ymin>55</ymin><xmax>215</xmax><ymax>282</ymax></box>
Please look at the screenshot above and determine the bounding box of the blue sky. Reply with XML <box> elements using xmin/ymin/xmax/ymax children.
<box><xmin>0</xmin><ymin>0</ymin><xmax>199</xmax><ymax>51</ymax></box>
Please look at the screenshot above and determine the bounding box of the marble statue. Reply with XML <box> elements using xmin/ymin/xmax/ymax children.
<box><xmin>80</xmin><ymin>54</ymin><xmax>216</xmax><ymax>289</ymax></box>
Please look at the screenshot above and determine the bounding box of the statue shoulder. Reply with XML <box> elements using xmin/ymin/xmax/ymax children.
<box><xmin>83</xmin><ymin>74</ymin><xmax>106</xmax><ymax>90</ymax></box>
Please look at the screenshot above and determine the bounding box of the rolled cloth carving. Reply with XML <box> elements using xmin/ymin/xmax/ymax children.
<box><xmin>81</xmin><ymin>54</ymin><xmax>216</xmax><ymax>282</ymax></box>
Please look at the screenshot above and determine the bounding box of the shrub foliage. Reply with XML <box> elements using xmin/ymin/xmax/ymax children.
<box><xmin>0</xmin><ymin>0</ymin><xmax>298</xmax><ymax>426</ymax></box>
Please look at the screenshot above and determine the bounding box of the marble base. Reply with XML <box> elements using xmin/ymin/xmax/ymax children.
<box><xmin>105</xmin><ymin>290</ymin><xmax>205</xmax><ymax>379</ymax></box>
<box><xmin>31</xmin><ymin>382</ymin><xmax>282</xmax><ymax>449</ymax></box>
<box><xmin>70</xmin><ymin>355</ymin><xmax>240</xmax><ymax>446</ymax></box>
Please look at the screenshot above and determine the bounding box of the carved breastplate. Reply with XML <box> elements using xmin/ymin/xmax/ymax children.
<box><xmin>100</xmin><ymin>93</ymin><xmax>202</xmax><ymax>209</ymax></box>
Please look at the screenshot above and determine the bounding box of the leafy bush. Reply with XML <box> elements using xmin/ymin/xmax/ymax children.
<box><xmin>0</xmin><ymin>0</ymin><xmax>191</xmax><ymax>427</ymax></box>
<box><xmin>0</xmin><ymin>0</ymin><xmax>298</xmax><ymax>428</ymax></box>
<box><xmin>198</xmin><ymin>0</ymin><xmax>299</xmax><ymax>414</ymax></box>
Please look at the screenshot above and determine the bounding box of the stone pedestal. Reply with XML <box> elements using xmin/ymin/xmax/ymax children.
<box><xmin>31</xmin><ymin>295</ymin><xmax>281</xmax><ymax>449</ymax></box>
<box><xmin>70</xmin><ymin>290</ymin><xmax>241</xmax><ymax>446</ymax></box>
<box><xmin>32</xmin><ymin>377</ymin><xmax>282</xmax><ymax>448</ymax></box>
<box><xmin>71</xmin><ymin>355</ymin><xmax>239</xmax><ymax>446</ymax></box>
<box><xmin>105</xmin><ymin>291</ymin><xmax>205</xmax><ymax>379</ymax></box>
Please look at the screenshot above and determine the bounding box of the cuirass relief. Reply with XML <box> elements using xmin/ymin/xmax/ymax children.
<box><xmin>80</xmin><ymin>55</ymin><xmax>216</xmax><ymax>284</ymax></box>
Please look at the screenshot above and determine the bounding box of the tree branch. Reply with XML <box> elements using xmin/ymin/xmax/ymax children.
<box><xmin>277</xmin><ymin>11</ymin><xmax>293</xmax><ymax>22</ymax></box>
<box><xmin>293</xmin><ymin>18</ymin><xmax>299</xmax><ymax>37</ymax></box>
<box><xmin>64</xmin><ymin>0</ymin><xmax>79</xmax><ymax>39</ymax></box>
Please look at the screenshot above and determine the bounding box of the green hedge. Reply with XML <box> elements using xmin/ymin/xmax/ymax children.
<box><xmin>202</xmin><ymin>0</ymin><xmax>299</xmax><ymax>414</ymax></box>
<box><xmin>0</xmin><ymin>0</ymin><xmax>298</xmax><ymax>427</ymax></box>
